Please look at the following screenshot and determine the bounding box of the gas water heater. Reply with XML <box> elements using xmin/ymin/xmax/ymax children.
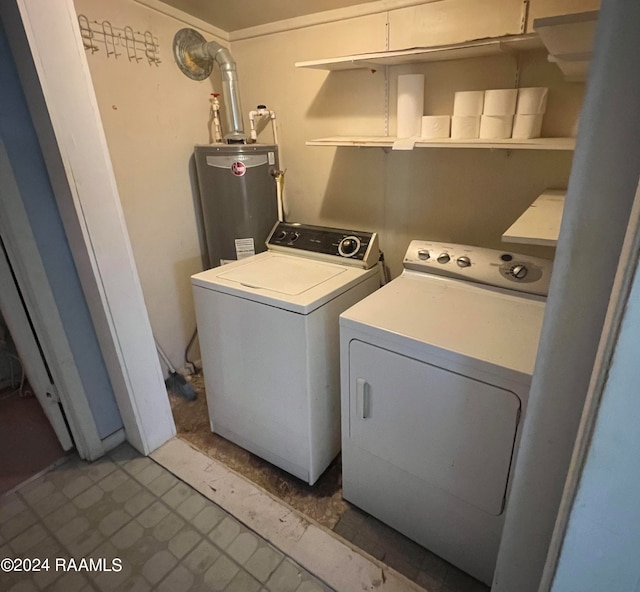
<box><xmin>173</xmin><ymin>29</ymin><xmax>280</xmax><ymax>268</ymax></box>
<box><xmin>194</xmin><ymin>144</ymin><xmax>279</xmax><ymax>268</ymax></box>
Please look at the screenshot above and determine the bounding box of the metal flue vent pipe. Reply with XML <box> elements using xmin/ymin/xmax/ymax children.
<box><xmin>173</xmin><ymin>28</ymin><xmax>246</xmax><ymax>143</ymax></box>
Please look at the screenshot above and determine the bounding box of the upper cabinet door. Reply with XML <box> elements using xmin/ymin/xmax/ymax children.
<box><xmin>388</xmin><ymin>0</ymin><xmax>526</xmax><ymax>50</ymax></box>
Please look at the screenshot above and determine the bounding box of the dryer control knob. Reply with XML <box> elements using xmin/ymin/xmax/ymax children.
<box><xmin>338</xmin><ymin>236</ymin><xmax>361</xmax><ymax>257</ymax></box>
<box><xmin>437</xmin><ymin>253</ymin><xmax>451</xmax><ymax>264</ymax></box>
<box><xmin>456</xmin><ymin>256</ymin><xmax>471</xmax><ymax>268</ymax></box>
<box><xmin>289</xmin><ymin>232</ymin><xmax>300</xmax><ymax>243</ymax></box>
<box><xmin>417</xmin><ymin>249</ymin><xmax>430</xmax><ymax>260</ymax></box>
<box><xmin>511</xmin><ymin>264</ymin><xmax>528</xmax><ymax>279</ymax></box>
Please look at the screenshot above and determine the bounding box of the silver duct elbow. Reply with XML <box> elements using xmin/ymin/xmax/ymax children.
<box><xmin>173</xmin><ymin>29</ymin><xmax>246</xmax><ymax>143</ymax></box>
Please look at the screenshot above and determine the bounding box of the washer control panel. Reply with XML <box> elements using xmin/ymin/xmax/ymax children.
<box><xmin>403</xmin><ymin>240</ymin><xmax>553</xmax><ymax>296</ymax></box>
<box><xmin>267</xmin><ymin>222</ymin><xmax>380</xmax><ymax>269</ymax></box>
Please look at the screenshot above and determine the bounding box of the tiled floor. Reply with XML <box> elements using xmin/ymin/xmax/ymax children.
<box><xmin>0</xmin><ymin>444</ymin><xmax>334</xmax><ymax>592</ymax></box>
<box><xmin>153</xmin><ymin>437</ymin><xmax>490</xmax><ymax>592</ymax></box>
<box><xmin>169</xmin><ymin>381</ymin><xmax>489</xmax><ymax>592</ymax></box>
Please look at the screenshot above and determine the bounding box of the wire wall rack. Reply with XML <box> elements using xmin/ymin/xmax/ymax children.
<box><xmin>77</xmin><ymin>14</ymin><xmax>161</xmax><ymax>65</ymax></box>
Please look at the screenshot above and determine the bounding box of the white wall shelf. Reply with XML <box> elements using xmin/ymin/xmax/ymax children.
<box><xmin>502</xmin><ymin>190</ymin><xmax>566</xmax><ymax>247</ymax></box>
<box><xmin>306</xmin><ymin>136</ymin><xmax>576</xmax><ymax>151</ymax></box>
<box><xmin>534</xmin><ymin>10</ymin><xmax>598</xmax><ymax>82</ymax></box>
<box><xmin>295</xmin><ymin>33</ymin><xmax>543</xmax><ymax>71</ymax></box>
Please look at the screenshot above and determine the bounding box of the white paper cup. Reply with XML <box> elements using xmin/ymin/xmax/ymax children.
<box><xmin>451</xmin><ymin>116</ymin><xmax>481</xmax><ymax>139</ymax></box>
<box><xmin>480</xmin><ymin>115</ymin><xmax>514</xmax><ymax>139</ymax></box>
<box><xmin>512</xmin><ymin>114</ymin><xmax>543</xmax><ymax>139</ymax></box>
<box><xmin>483</xmin><ymin>89</ymin><xmax>518</xmax><ymax>116</ymax></box>
<box><xmin>516</xmin><ymin>87</ymin><xmax>549</xmax><ymax>114</ymax></box>
<box><xmin>453</xmin><ymin>91</ymin><xmax>484</xmax><ymax>116</ymax></box>
<box><xmin>421</xmin><ymin>115</ymin><xmax>451</xmax><ymax>139</ymax></box>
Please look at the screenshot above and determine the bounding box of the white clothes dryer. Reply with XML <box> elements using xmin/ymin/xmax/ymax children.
<box><xmin>192</xmin><ymin>222</ymin><xmax>381</xmax><ymax>485</ymax></box>
<box><xmin>339</xmin><ymin>240</ymin><xmax>553</xmax><ymax>584</ymax></box>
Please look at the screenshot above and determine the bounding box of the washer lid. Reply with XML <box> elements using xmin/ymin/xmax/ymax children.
<box><xmin>217</xmin><ymin>255</ymin><xmax>344</xmax><ymax>295</ymax></box>
<box><xmin>192</xmin><ymin>252</ymin><xmax>377</xmax><ymax>314</ymax></box>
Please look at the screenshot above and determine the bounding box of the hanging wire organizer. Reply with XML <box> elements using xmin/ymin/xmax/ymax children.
<box><xmin>77</xmin><ymin>14</ymin><xmax>161</xmax><ymax>65</ymax></box>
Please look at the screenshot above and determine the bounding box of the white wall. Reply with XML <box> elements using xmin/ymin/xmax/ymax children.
<box><xmin>74</xmin><ymin>0</ymin><xmax>589</xmax><ymax>376</ymax></box>
<box><xmin>74</xmin><ymin>0</ymin><xmax>226</xmax><ymax>368</ymax></box>
<box><xmin>232</xmin><ymin>2</ymin><xmax>579</xmax><ymax>277</ymax></box>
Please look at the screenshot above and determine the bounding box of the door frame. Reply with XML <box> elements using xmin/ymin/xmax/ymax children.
<box><xmin>538</xmin><ymin>177</ymin><xmax>640</xmax><ymax>590</ymax></box>
<box><xmin>0</xmin><ymin>140</ymin><xmax>99</xmax><ymax>458</ymax></box>
<box><xmin>0</xmin><ymin>0</ymin><xmax>175</xmax><ymax>457</ymax></box>
<box><xmin>0</xmin><ymin>239</ymin><xmax>74</xmax><ymax>452</ymax></box>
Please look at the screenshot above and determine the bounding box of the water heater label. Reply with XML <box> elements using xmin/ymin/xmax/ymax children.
<box><xmin>268</xmin><ymin>152</ymin><xmax>275</xmax><ymax>165</ymax></box>
<box><xmin>231</xmin><ymin>161</ymin><xmax>246</xmax><ymax>176</ymax></box>
<box><xmin>235</xmin><ymin>238</ymin><xmax>255</xmax><ymax>260</ymax></box>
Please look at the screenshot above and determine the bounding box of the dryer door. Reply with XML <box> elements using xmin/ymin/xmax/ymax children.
<box><xmin>348</xmin><ymin>340</ymin><xmax>521</xmax><ymax>516</ymax></box>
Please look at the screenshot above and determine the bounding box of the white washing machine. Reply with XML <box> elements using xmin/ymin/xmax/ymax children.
<box><xmin>192</xmin><ymin>222</ymin><xmax>381</xmax><ymax>485</ymax></box>
<box><xmin>339</xmin><ymin>240</ymin><xmax>553</xmax><ymax>585</ymax></box>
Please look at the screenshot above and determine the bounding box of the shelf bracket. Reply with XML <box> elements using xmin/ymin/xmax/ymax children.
<box><xmin>497</xmin><ymin>40</ymin><xmax>520</xmax><ymax>57</ymax></box>
<box><xmin>514</xmin><ymin>51</ymin><xmax>522</xmax><ymax>89</ymax></box>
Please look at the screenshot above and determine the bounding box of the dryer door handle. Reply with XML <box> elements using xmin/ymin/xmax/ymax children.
<box><xmin>356</xmin><ymin>378</ymin><xmax>371</xmax><ymax>420</ymax></box>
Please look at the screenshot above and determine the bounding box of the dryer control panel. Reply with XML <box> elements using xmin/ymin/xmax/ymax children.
<box><xmin>403</xmin><ymin>240</ymin><xmax>553</xmax><ymax>296</ymax></box>
<box><xmin>267</xmin><ymin>222</ymin><xmax>380</xmax><ymax>269</ymax></box>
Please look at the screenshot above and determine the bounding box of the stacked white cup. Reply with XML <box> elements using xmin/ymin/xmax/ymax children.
<box><xmin>512</xmin><ymin>87</ymin><xmax>549</xmax><ymax>139</ymax></box>
<box><xmin>421</xmin><ymin>115</ymin><xmax>451</xmax><ymax>139</ymax></box>
<box><xmin>480</xmin><ymin>89</ymin><xmax>517</xmax><ymax>139</ymax></box>
<box><xmin>451</xmin><ymin>91</ymin><xmax>484</xmax><ymax>139</ymax></box>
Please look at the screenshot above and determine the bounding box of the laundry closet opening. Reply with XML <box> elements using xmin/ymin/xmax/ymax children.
<box><xmin>72</xmin><ymin>0</ymin><xmax>595</xmax><ymax>590</ymax></box>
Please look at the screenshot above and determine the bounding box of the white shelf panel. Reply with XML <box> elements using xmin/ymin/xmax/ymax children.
<box><xmin>502</xmin><ymin>190</ymin><xmax>566</xmax><ymax>247</ymax></box>
<box><xmin>534</xmin><ymin>10</ymin><xmax>598</xmax><ymax>82</ymax></box>
<box><xmin>306</xmin><ymin>136</ymin><xmax>576</xmax><ymax>151</ymax></box>
<box><xmin>295</xmin><ymin>33</ymin><xmax>543</xmax><ymax>71</ymax></box>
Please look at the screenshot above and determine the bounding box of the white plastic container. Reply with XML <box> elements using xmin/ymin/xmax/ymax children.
<box><xmin>397</xmin><ymin>74</ymin><xmax>425</xmax><ymax>138</ymax></box>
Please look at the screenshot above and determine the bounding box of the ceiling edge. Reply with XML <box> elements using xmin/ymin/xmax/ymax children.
<box><xmin>133</xmin><ymin>0</ymin><xmax>230</xmax><ymax>41</ymax></box>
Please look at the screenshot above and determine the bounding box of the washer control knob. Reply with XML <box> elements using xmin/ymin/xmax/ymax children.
<box><xmin>456</xmin><ymin>256</ymin><xmax>471</xmax><ymax>268</ymax></box>
<box><xmin>338</xmin><ymin>236</ymin><xmax>361</xmax><ymax>257</ymax></box>
<box><xmin>289</xmin><ymin>232</ymin><xmax>300</xmax><ymax>243</ymax></box>
<box><xmin>511</xmin><ymin>264</ymin><xmax>528</xmax><ymax>279</ymax></box>
<box><xmin>437</xmin><ymin>252</ymin><xmax>451</xmax><ymax>264</ymax></box>
<box><xmin>276</xmin><ymin>230</ymin><xmax>288</xmax><ymax>241</ymax></box>
<box><xmin>417</xmin><ymin>249</ymin><xmax>430</xmax><ymax>261</ymax></box>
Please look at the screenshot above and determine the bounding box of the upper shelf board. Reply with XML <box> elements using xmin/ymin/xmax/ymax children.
<box><xmin>306</xmin><ymin>136</ymin><xmax>576</xmax><ymax>151</ymax></box>
<box><xmin>295</xmin><ymin>33</ymin><xmax>543</xmax><ymax>71</ymax></box>
<box><xmin>534</xmin><ymin>10</ymin><xmax>598</xmax><ymax>82</ymax></box>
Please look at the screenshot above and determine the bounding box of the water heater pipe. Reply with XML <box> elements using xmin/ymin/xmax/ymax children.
<box><xmin>173</xmin><ymin>28</ymin><xmax>246</xmax><ymax>143</ymax></box>
<box><xmin>249</xmin><ymin>106</ymin><xmax>278</xmax><ymax>145</ymax></box>
<box><xmin>193</xmin><ymin>42</ymin><xmax>244</xmax><ymax>143</ymax></box>
<box><xmin>209</xmin><ymin>93</ymin><xmax>223</xmax><ymax>143</ymax></box>
<box><xmin>275</xmin><ymin>171</ymin><xmax>285</xmax><ymax>222</ymax></box>
<box><xmin>250</xmin><ymin>106</ymin><xmax>285</xmax><ymax>221</ymax></box>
